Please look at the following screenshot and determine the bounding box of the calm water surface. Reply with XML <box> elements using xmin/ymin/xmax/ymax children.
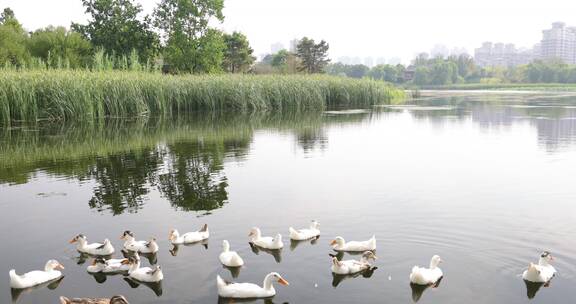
<box><xmin>1</xmin><ymin>92</ymin><xmax>576</xmax><ymax>304</ymax></box>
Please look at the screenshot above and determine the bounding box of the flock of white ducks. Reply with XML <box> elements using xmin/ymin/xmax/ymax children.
<box><xmin>8</xmin><ymin>220</ymin><xmax>558</xmax><ymax>303</ymax></box>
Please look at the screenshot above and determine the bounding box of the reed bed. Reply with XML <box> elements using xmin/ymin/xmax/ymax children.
<box><xmin>0</xmin><ymin>70</ymin><xmax>405</xmax><ymax>123</ymax></box>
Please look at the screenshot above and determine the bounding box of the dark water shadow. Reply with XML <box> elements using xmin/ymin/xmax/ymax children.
<box><xmin>410</xmin><ymin>276</ymin><xmax>443</xmax><ymax>302</ymax></box>
<box><xmin>289</xmin><ymin>236</ymin><xmax>320</xmax><ymax>251</ymax></box>
<box><xmin>169</xmin><ymin>240</ymin><xmax>209</xmax><ymax>256</ymax></box>
<box><xmin>222</xmin><ymin>265</ymin><xmax>242</xmax><ymax>278</ymax></box>
<box><xmin>73</xmin><ymin>252</ymin><xmax>113</xmax><ymax>265</ymax></box>
<box><xmin>249</xmin><ymin>243</ymin><xmax>282</xmax><ymax>263</ymax></box>
<box><xmin>331</xmin><ymin>267</ymin><xmax>378</xmax><ymax>288</ymax></box>
<box><xmin>123</xmin><ymin>277</ymin><xmax>163</xmax><ymax>297</ymax></box>
<box><xmin>218</xmin><ymin>296</ymin><xmax>276</xmax><ymax>304</ymax></box>
<box><xmin>121</xmin><ymin>250</ymin><xmax>157</xmax><ymax>265</ymax></box>
<box><xmin>524</xmin><ymin>279</ymin><xmax>553</xmax><ymax>299</ymax></box>
<box><xmin>11</xmin><ymin>276</ymin><xmax>64</xmax><ymax>303</ymax></box>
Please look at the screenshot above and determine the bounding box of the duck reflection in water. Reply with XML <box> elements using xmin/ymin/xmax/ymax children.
<box><xmin>289</xmin><ymin>236</ymin><xmax>320</xmax><ymax>251</ymax></box>
<box><xmin>218</xmin><ymin>297</ymin><xmax>280</xmax><ymax>304</ymax></box>
<box><xmin>331</xmin><ymin>267</ymin><xmax>378</xmax><ymax>288</ymax></box>
<box><xmin>169</xmin><ymin>239</ymin><xmax>209</xmax><ymax>257</ymax></box>
<box><xmin>410</xmin><ymin>277</ymin><xmax>443</xmax><ymax>302</ymax></box>
<box><xmin>524</xmin><ymin>280</ymin><xmax>551</xmax><ymax>299</ymax></box>
<box><xmin>74</xmin><ymin>252</ymin><xmax>113</xmax><ymax>265</ymax></box>
<box><xmin>11</xmin><ymin>276</ymin><xmax>64</xmax><ymax>303</ymax></box>
<box><xmin>121</xmin><ymin>249</ymin><xmax>157</xmax><ymax>265</ymax></box>
<box><xmin>123</xmin><ymin>277</ymin><xmax>163</xmax><ymax>297</ymax></box>
<box><xmin>249</xmin><ymin>243</ymin><xmax>282</xmax><ymax>263</ymax></box>
<box><xmin>222</xmin><ymin>265</ymin><xmax>242</xmax><ymax>279</ymax></box>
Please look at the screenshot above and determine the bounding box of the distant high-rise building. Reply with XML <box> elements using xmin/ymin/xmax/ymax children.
<box><xmin>540</xmin><ymin>22</ymin><xmax>576</xmax><ymax>64</ymax></box>
<box><xmin>474</xmin><ymin>42</ymin><xmax>538</xmax><ymax>67</ymax></box>
<box><xmin>270</xmin><ymin>42</ymin><xmax>285</xmax><ymax>54</ymax></box>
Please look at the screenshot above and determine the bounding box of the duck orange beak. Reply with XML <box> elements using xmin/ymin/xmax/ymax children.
<box><xmin>69</xmin><ymin>238</ymin><xmax>77</xmax><ymax>244</ymax></box>
<box><xmin>248</xmin><ymin>232</ymin><xmax>254</xmax><ymax>237</ymax></box>
<box><xmin>120</xmin><ymin>259</ymin><xmax>130</xmax><ymax>265</ymax></box>
<box><xmin>56</xmin><ymin>263</ymin><xmax>65</xmax><ymax>270</ymax></box>
<box><xmin>278</xmin><ymin>278</ymin><xmax>289</xmax><ymax>286</ymax></box>
<box><xmin>91</xmin><ymin>259</ymin><xmax>97</xmax><ymax>266</ymax></box>
<box><xmin>120</xmin><ymin>235</ymin><xmax>125</xmax><ymax>240</ymax></box>
<box><xmin>330</xmin><ymin>240</ymin><xmax>337</xmax><ymax>246</ymax></box>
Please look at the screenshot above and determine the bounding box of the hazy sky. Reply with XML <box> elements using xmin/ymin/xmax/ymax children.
<box><xmin>3</xmin><ymin>0</ymin><xmax>576</xmax><ymax>63</ymax></box>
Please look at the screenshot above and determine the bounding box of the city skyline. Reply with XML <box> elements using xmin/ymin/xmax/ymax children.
<box><xmin>3</xmin><ymin>0</ymin><xmax>576</xmax><ymax>64</ymax></box>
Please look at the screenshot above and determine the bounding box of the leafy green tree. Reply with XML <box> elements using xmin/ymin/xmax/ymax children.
<box><xmin>270</xmin><ymin>49</ymin><xmax>300</xmax><ymax>73</ymax></box>
<box><xmin>222</xmin><ymin>31</ymin><xmax>255</xmax><ymax>73</ymax></box>
<box><xmin>413</xmin><ymin>66</ymin><xmax>429</xmax><ymax>85</ymax></box>
<box><xmin>0</xmin><ymin>7</ymin><xmax>29</xmax><ymax>66</ymax></box>
<box><xmin>28</xmin><ymin>26</ymin><xmax>92</xmax><ymax>68</ymax></box>
<box><xmin>0</xmin><ymin>7</ymin><xmax>15</xmax><ymax>23</ymax></box>
<box><xmin>296</xmin><ymin>37</ymin><xmax>330</xmax><ymax>73</ymax></box>
<box><xmin>153</xmin><ymin>0</ymin><xmax>225</xmax><ymax>73</ymax></box>
<box><xmin>72</xmin><ymin>0</ymin><xmax>159</xmax><ymax>63</ymax></box>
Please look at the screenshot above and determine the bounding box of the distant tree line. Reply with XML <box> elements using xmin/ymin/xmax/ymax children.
<box><xmin>322</xmin><ymin>52</ymin><xmax>576</xmax><ymax>85</ymax></box>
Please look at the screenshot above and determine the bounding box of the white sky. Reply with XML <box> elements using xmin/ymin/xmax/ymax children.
<box><xmin>3</xmin><ymin>0</ymin><xmax>576</xmax><ymax>63</ymax></box>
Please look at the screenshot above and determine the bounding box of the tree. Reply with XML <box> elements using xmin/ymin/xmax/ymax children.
<box><xmin>72</xmin><ymin>0</ymin><xmax>159</xmax><ymax>63</ymax></box>
<box><xmin>296</xmin><ymin>37</ymin><xmax>330</xmax><ymax>73</ymax></box>
<box><xmin>154</xmin><ymin>0</ymin><xmax>225</xmax><ymax>73</ymax></box>
<box><xmin>28</xmin><ymin>26</ymin><xmax>92</xmax><ymax>68</ymax></box>
<box><xmin>0</xmin><ymin>7</ymin><xmax>29</xmax><ymax>66</ymax></box>
<box><xmin>0</xmin><ymin>7</ymin><xmax>15</xmax><ymax>23</ymax></box>
<box><xmin>222</xmin><ymin>31</ymin><xmax>255</xmax><ymax>73</ymax></box>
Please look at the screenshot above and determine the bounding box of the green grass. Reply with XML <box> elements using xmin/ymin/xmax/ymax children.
<box><xmin>0</xmin><ymin>70</ymin><xmax>405</xmax><ymax>123</ymax></box>
<box><xmin>418</xmin><ymin>83</ymin><xmax>576</xmax><ymax>91</ymax></box>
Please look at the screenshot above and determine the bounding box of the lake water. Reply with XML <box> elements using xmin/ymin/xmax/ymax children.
<box><xmin>1</xmin><ymin>91</ymin><xmax>576</xmax><ymax>304</ymax></box>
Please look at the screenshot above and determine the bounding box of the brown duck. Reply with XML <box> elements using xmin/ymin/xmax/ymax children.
<box><xmin>59</xmin><ymin>295</ymin><xmax>128</xmax><ymax>304</ymax></box>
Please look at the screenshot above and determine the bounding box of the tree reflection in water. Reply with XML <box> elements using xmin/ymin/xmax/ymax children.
<box><xmin>0</xmin><ymin>110</ymin><xmax>370</xmax><ymax>215</ymax></box>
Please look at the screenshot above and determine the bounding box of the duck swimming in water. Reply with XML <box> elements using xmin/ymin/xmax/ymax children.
<box><xmin>523</xmin><ymin>251</ymin><xmax>557</xmax><ymax>283</ymax></box>
<box><xmin>9</xmin><ymin>260</ymin><xmax>65</xmax><ymax>289</ymax></box>
<box><xmin>120</xmin><ymin>231</ymin><xmax>158</xmax><ymax>254</ymax></box>
<box><xmin>69</xmin><ymin>234</ymin><xmax>115</xmax><ymax>256</ymax></box>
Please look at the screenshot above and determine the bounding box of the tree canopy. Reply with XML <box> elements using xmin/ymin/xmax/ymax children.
<box><xmin>296</xmin><ymin>37</ymin><xmax>330</xmax><ymax>73</ymax></box>
<box><xmin>72</xmin><ymin>0</ymin><xmax>159</xmax><ymax>63</ymax></box>
<box><xmin>154</xmin><ymin>0</ymin><xmax>225</xmax><ymax>73</ymax></box>
<box><xmin>222</xmin><ymin>31</ymin><xmax>255</xmax><ymax>73</ymax></box>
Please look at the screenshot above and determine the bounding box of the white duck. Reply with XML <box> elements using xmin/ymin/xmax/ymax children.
<box><xmin>330</xmin><ymin>235</ymin><xmax>376</xmax><ymax>252</ymax></box>
<box><xmin>121</xmin><ymin>231</ymin><xmax>158</xmax><ymax>253</ymax></box>
<box><xmin>219</xmin><ymin>240</ymin><xmax>244</xmax><ymax>267</ymax></box>
<box><xmin>331</xmin><ymin>251</ymin><xmax>377</xmax><ymax>275</ymax></box>
<box><xmin>249</xmin><ymin>227</ymin><xmax>283</xmax><ymax>250</ymax></box>
<box><xmin>523</xmin><ymin>251</ymin><xmax>557</xmax><ymax>283</ymax></box>
<box><xmin>289</xmin><ymin>220</ymin><xmax>321</xmax><ymax>241</ymax></box>
<box><xmin>9</xmin><ymin>260</ymin><xmax>65</xmax><ymax>289</ymax></box>
<box><xmin>87</xmin><ymin>257</ymin><xmax>130</xmax><ymax>274</ymax></box>
<box><xmin>69</xmin><ymin>234</ymin><xmax>115</xmax><ymax>256</ymax></box>
<box><xmin>169</xmin><ymin>224</ymin><xmax>209</xmax><ymax>245</ymax></box>
<box><xmin>410</xmin><ymin>255</ymin><xmax>443</xmax><ymax>285</ymax></box>
<box><xmin>123</xmin><ymin>257</ymin><xmax>163</xmax><ymax>283</ymax></box>
<box><xmin>217</xmin><ymin>272</ymin><xmax>289</xmax><ymax>298</ymax></box>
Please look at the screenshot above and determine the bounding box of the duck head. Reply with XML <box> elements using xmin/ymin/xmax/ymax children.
<box><xmin>222</xmin><ymin>240</ymin><xmax>230</xmax><ymax>252</ymax></box>
<box><xmin>264</xmin><ymin>272</ymin><xmax>289</xmax><ymax>290</ymax></box>
<box><xmin>429</xmin><ymin>255</ymin><xmax>443</xmax><ymax>269</ymax></box>
<box><xmin>331</xmin><ymin>257</ymin><xmax>343</xmax><ymax>268</ymax></box>
<box><xmin>168</xmin><ymin>229</ymin><xmax>179</xmax><ymax>242</ymax></box>
<box><xmin>330</xmin><ymin>237</ymin><xmax>345</xmax><ymax>248</ymax></box>
<box><xmin>361</xmin><ymin>251</ymin><xmax>378</xmax><ymax>263</ymax></box>
<box><xmin>45</xmin><ymin>259</ymin><xmax>65</xmax><ymax>271</ymax></box>
<box><xmin>69</xmin><ymin>234</ymin><xmax>86</xmax><ymax>245</ymax></box>
<box><xmin>248</xmin><ymin>227</ymin><xmax>261</xmax><ymax>240</ymax></box>
<box><xmin>539</xmin><ymin>251</ymin><xmax>554</xmax><ymax>266</ymax></box>
<box><xmin>110</xmin><ymin>295</ymin><xmax>129</xmax><ymax>304</ymax></box>
<box><xmin>120</xmin><ymin>231</ymin><xmax>134</xmax><ymax>241</ymax></box>
<box><xmin>310</xmin><ymin>220</ymin><xmax>320</xmax><ymax>230</ymax></box>
<box><xmin>121</xmin><ymin>256</ymin><xmax>140</xmax><ymax>272</ymax></box>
